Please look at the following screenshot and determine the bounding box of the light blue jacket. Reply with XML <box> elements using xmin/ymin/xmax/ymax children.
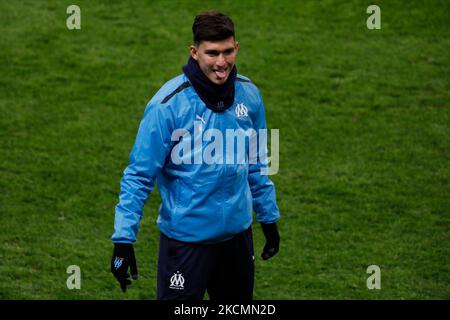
<box><xmin>112</xmin><ymin>74</ymin><xmax>280</xmax><ymax>244</ymax></box>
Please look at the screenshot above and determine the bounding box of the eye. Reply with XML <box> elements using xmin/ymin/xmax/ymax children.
<box><xmin>205</xmin><ymin>51</ymin><xmax>219</xmax><ymax>57</ymax></box>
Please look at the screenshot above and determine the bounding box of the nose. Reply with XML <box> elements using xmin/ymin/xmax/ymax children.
<box><xmin>216</xmin><ymin>54</ymin><xmax>226</xmax><ymax>67</ymax></box>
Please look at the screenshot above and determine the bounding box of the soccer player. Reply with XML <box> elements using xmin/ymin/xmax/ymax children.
<box><xmin>111</xmin><ymin>11</ymin><xmax>280</xmax><ymax>300</ymax></box>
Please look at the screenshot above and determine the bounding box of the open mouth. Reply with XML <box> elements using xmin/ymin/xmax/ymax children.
<box><xmin>214</xmin><ymin>69</ymin><xmax>228</xmax><ymax>79</ymax></box>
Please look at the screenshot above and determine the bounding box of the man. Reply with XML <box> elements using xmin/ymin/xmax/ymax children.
<box><xmin>111</xmin><ymin>11</ymin><xmax>280</xmax><ymax>300</ymax></box>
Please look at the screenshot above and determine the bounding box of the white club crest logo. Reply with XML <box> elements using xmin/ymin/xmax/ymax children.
<box><xmin>114</xmin><ymin>257</ymin><xmax>124</xmax><ymax>269</ymax></box>
<box><xmin>235</xmin><ymin>103</ymin><xmax>248</xmax><ymax>118</ymax></box>
<box><xmin>169</xmin><ymin>271</ymin><xmax>185</xmax><ymax>290</ymax></box>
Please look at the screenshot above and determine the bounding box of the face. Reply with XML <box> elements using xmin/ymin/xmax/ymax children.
<box><xmin>190</xmin><ymin>37</ymin><xmax>239</xmax><ymax>85</ymax></box>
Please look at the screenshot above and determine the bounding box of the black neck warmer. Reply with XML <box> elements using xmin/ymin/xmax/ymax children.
<box><xmin>182</xmin><ymin>57</ymin><xmax>237</xmax><ymax>112</ymax></box>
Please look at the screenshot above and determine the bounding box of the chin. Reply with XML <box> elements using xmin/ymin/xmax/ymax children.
<box><xmin>207</xmin><ymin>72</ymin><xmax>228</xmax><ymax>85</ymax></box>
<box><xmin>212</xmin><ymin>77</ymin><xmax>228</xmax><ymax>85</ymax></box>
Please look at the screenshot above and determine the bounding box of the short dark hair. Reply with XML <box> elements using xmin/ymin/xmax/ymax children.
<box><xmin>192</xmin><ymin>11</ymin><xmax>235</xmax><ymax>45</ymax></box>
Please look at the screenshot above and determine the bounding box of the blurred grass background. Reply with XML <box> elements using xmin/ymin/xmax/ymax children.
<box><xmin>0</xmin><ymin>0</ymin><xmax>449</xmax><ymax>299</ymax></box>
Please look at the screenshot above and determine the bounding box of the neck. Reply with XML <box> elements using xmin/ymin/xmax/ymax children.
<box><xmin>182</xmin><ymin>57</ymin><xmax>237</xmax><ymax>112</ymax></box>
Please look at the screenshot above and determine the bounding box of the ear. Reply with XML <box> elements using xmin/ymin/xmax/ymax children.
<box><xmin>189</xmin><ymin>45</ymin><xmax>198</xmax><ymax>60</ymax></box>
<box><xmin>235</xmin><ymin>41</ymin><xmax>240</xmax><ymax>52</ymax></box>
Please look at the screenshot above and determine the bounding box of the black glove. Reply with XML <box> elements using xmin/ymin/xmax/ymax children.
<box><xmin>261</xmin><ymin>223</ymin><xmax>280</xmax><ymax>260</ymax></box>
<box><xmin>111</xmin><ymin>243</ymin><xmax>138</xmax><ymax>292</ymax></box>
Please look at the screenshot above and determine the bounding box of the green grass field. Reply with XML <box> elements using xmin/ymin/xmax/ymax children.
<box><xmin>0</xmin><ymin>0</ymin><xmax>449</xmax><ymax>299</ymax></box>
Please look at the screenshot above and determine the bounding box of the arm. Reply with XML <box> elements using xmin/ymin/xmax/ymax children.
<box><xmin>112</xmin><ymin>101</ymin><xmax>175</xmax><ymax>244</ymax></box>
<box><xmin>248</xmin><ymin>92</ymin><xmax>280</xmax><ymax>224</ymax></box>
<box><xmin>248</xmin><ymin>91</ymin><xmax>281</xmax><ymax>260</ymax></box>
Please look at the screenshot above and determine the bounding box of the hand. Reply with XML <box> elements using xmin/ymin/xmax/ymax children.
<box><xmin>111</xmin><ymin>243</ymin><xmax>138</xmax><ymax>292</ymax></box>
<box><xmin>261</xmin><ymin>223</ymin><xmax>280</xmax><ymax>260</ymax></box>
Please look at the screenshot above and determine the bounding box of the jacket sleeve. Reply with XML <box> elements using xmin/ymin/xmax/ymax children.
<box><xmin>248</xmin><ymin>91</ymin><xmax>280</xmax><ymax>224</ymax></box>
<box><xmin>112</xmin><ymin>101</ymin><xmax>175</xmax><ymax>243</ymax></box>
